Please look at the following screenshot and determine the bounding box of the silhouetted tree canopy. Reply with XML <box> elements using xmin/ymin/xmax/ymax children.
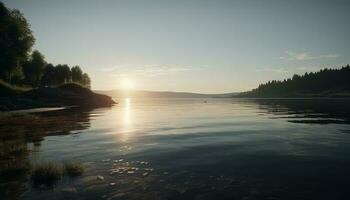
<box><xmin>23</xmin><ymin>50</ymin><xmax>46</xmax><ymax>86</ymax></box>
<box><xmin>40</xmin><ymin>63</ymin><xmax>55</xmax><ymax>86</ymax></box>
<box><xmin>0</xmin><ymin>2</ymin><xmax>35</xmax><ymax>82</ymax></box>
<box><xmin>71</xmin><ymin>66</ymin><xmax>83</xmax><ymax>83</ymax></box>
<box><xmin>241</xmin><ymin>65</ymin><xmax>350</xmax><ymax>97</ymax></box>
<box><xmin>81</xmin><ymin>73</ymin><xmax>91</xmax><ymax>89</ymax></box>
<box><xmin>40</xmin><ymin>64</ymin><xmax>90</xmax><ymax>88</ymax></box>
<box><xmin>54</xmin><ymin>64</ymin><xmax>71</xmax><ymax>84</ymax></box>
<box><xmin>0</xmin><ymin>2</ymin><xmax>92</xmax><ymax>89</ymax></box>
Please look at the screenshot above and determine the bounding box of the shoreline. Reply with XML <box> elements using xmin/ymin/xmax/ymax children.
<box><xmin>0</xmin><ymin>83</ymin><xmax>116</xmax><ymax>111</ymax></box>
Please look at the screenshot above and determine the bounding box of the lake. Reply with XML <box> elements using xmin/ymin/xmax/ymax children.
<box><xmin>1</xmin><ymin>98</ymin><xmax>350</xmax><ymax>200</ymax></box>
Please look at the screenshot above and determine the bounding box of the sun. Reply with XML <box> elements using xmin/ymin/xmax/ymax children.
<box><xmin>120</xmin><ymin>78</ymin><xmax>135</xmax><ymax>90</ymax></box>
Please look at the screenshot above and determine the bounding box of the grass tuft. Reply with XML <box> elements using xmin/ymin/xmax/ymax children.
<box><xmin>63</xmin><ymin>161</ymin><xmax>84</xmax><ymax>177</ymax></box>
<box><xmin>30</xmin><ymin>161</ymin><xmax>84</xmax><ymax>188</ymax></box>
<box><xmin>30</xmin><ymin>162</ymin><xmax>63</xmax><ymax>188</ymax></box>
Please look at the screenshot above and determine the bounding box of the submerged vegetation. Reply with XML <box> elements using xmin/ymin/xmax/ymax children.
<box><xmin>64</xmin><ymin>161</ymin><xmax>84</xmax><ymax>177</ymax></box>
<box><xmin>241</xmin><ymin>65</ymin><xmax>350</xmax><ymax>97</ymax></box>
<box><xmin>0</xmin><ymin>108</ymin><xmax>90</xmax><ymax>197</ymax></box>
<box><xmin>30</xmin><ymin>162</ymin><xmax>63</xmax><ymax>188</ymax></box>
<box><xmin>31</xmin><ymin>161</ymin><xmax>84</xmax><ymax>187</ymax></box>
<box><xmin>0</xmin><ymin>107</ymin><xmax>92</xmax><ymax>141</ymax></box>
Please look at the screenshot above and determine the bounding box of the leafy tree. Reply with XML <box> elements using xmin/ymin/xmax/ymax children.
<box><xmin>71</xmin><ymin>66</ymin><xmax>83</xmax><ymax>83</ymax></box>
<box><xmin>9</xmin><ymin>65</ymin><xmax>24</xmax><ymax>85</ymax></box>
<box><xmin>40</xmin><ymin>63</ymin><xmax>55</xmax><ymax>86</ymax></box>
<box><xmin>40</xmin><ymin>64</ymin><xmax>91</xmax><ymax>88</ymax></box>
<box><xmin>0</xmin><ymin>2</ymin><xmax>93</xmax><ymax>90</ymax></box>
<box><xmin>54</xmin><ymin>64</ymin><xmax>71</xmax><ymax>84</ymax></box>
<box><xmin>22</xmin><ymin>50</ymin><xmax>46</xmax><ymax>86</ymax></box>
<box><xmin>81</xmin><ymin>73</ymin><xmax>91</xmax><ymax>88</ymax></box>
<box><xmin>0</xmin><ymin>2</ymin><xmax>35</xmax><ymax>82</ymax></box>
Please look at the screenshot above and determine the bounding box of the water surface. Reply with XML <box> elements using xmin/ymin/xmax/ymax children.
<box><xmin>1</xmin><ymin>98</ymin><xmax>350</xmax><ymax>200</ymax></box>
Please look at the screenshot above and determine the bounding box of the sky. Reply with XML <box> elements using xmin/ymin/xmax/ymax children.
<box><xmin>3</xmin><ymin>0</ymin><xmax>350</xmax><ymax>93</ymax></box>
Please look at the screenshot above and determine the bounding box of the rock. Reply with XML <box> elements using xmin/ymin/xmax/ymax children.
<box><xmin>194</xmin><ymin>194</ymin><xmax>207</xmax><ymax>200</ymax></box>
<box><xmin>59</xmin><ymin>187</ymin><xmax>78</xmax><ymax>199</ymax></box>
<box><xmin>109</xmin><ymin>193</ymin><xmax>126</xmax><ymax>200</ymax></box>
<box><xmin>83</xmin><ymin>184</ymin><xmax>109</xmax><ymax>194</ymax></box>
<box><xmin>60</xmin><ymin>187</ymin><xmax>78</xmax><ymax>193</ymax></box>
<box><xmin>77</xmin><ymin>175</ymin><xmax>100</xmax><ymax>185</ymax></box>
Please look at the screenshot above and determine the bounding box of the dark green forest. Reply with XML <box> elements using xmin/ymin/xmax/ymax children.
<box><xmin>0</xmin><ymin>2</ymin><xmax>91</xmax><ymax>89</ymax></box>
<box><xmin>241</xmin><ymin>65</ymin><xmax>350</xmax><ymax>97</ymax></box>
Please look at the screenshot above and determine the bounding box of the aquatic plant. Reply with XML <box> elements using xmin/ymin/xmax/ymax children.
<box><xmin>63</xmin><ymin>161</ymin><xmax>84</xmax><ymax>177</ymax></box>
<box><xmin>0</xmin><ymin>140</ymin><xmax>30</xmax><ymax>176</ymax></box>
<box><xmin>30</xmin><ymin>162</ymin><xmax>63</xmax><ymax>187</ymax></box>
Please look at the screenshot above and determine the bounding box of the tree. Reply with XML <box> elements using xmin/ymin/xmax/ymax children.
<box><xmin>40</xmin><ymin>63</ymin><xmax>55</xmax><ymax>86</ymax></box>
<box><xmin>0</xmin><ymin>2</ymin><xmax>94</xmax><ymax>89</ymax></box>
<box><xmin>23</xmin><ymin>50</ymin><xmax>46</xmax><ymax>86</ymax></box>
<box><xmin>81</xmin><ymin>73</ymin><xmax>91</xmax><ymax>88</ymax></box>
<box><xmin>243</xmin><ymin>65</ymin><xmax>350</xmax><ymax>97</ymax></box>
<box><xmin>55</xmin><ymin>64</ymin><xmax>71</xmax><ymax>84</ymax></box>
<box><xmin>71</xmin><ymin>66</ymin><xmax>83</xmax><ymax>83</ymax></box>
<box><xmin>0</xmin><ymin>2</ymin><xmax>35</xmax><ymax>82</ymax></box>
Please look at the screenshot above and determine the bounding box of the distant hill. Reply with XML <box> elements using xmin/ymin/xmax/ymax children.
<box><xmin>240</xmin><ymin>65</ymin><xmax>350</xmax><ymax>97</ymax></box>
<box><xmin>95</xmin><ymin>90</ymin><xmax>238</xmax><ymax>99</ymax></box>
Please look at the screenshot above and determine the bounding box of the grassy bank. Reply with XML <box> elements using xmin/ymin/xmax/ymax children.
<box><xmin>0</xmin><ymin>80</ymin><xmax>31</xmax><ymax>97</ymax></box>
<box><xmin>0</xmin><ymin>81</ymin><xmax>115</xmax><ymax>111</ymax></box>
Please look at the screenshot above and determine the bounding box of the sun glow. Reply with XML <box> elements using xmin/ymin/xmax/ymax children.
<box><xmin>120</xmin><ymin>78</ymin><xmax>135</xmax><ymax>90</ymax></box>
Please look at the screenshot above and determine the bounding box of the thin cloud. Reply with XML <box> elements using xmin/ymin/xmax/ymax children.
<box><xmin>296</xmin><ymin>66</ymin><xmax>323</xmax><ymax>71</ymax></box>
<box><xmin>297</xmin><ymin>64</ymin><xmax>345</xmax><ymax>72</ymax></box>
<box><xmin>98</xmin><ymin>67</ymin><xmax>118</xmax><ymax>72</ymax></box>
<box><xmin>257</xmin><ymin>68</ymin><xmax>289</xmax><ymax>73</ymax></box>
<box><xmin>281</xmin><ymin>51</ymin><xmax>340</xmax><ymax>61</ymax></box>
<box><xmin>111</xmin><ymin>73</ymin><xmax>129</xmax><ymax>77</ymax></box>
<box><xmin>111</xmin><ymin>65</ymin><xmax>198</xmax><ymax>77</ymax></box>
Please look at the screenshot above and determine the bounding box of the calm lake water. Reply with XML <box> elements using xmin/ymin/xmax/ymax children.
<box><xmin>1</xmin><ymin>98</ymin><xmax>350</xmax><ymax>200</ymax></box>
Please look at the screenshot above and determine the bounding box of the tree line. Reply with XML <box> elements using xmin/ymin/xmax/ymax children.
<box><xmin>242</xmin><ymin>65</ymin><xmax>350</xmax><ymax>97</ymax></box>
<box><xmin>0</xmin><ymin>2</ymin><xmax>91</xmax><ymax>88</ymax></box>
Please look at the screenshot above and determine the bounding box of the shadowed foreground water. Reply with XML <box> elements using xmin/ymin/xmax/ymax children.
<box><xmin>1</xmin><ymin>98</ymin><xmax>350</xmax><ymax>200</ymax></box>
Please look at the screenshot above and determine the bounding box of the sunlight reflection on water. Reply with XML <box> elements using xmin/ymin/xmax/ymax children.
<box><xmin>3</xmin><ymin>98</ymin><xmax>349</xmax><ymax>200</ymax></box>
<box><xmin>121</xmin><ymin>98</ymin><xmax>132</xmax><ymax>142</ymax></box>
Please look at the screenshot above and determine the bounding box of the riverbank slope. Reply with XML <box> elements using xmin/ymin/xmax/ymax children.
<box><xmin>0</xmin><ymin>83</ymin><xmax>116</xmax><ymax>111</ymax></box>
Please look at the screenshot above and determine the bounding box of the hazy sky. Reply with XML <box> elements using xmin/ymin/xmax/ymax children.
<box><xmin>3</xmin><ymin>0</ymin><xmax>350</xmax><ymax>93</ymax></box>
